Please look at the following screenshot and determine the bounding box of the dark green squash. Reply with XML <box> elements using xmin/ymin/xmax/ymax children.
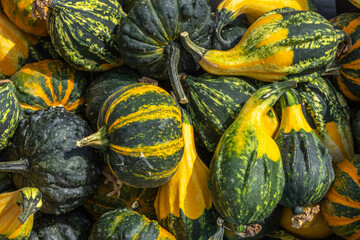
<box><xmin>0</xmin><ymin>106</ymin><xmax>100</xmax><ymax>215</ymax></box>
<box><xmin>78</xmin><ymin>83</ymin><xmax>184</xmax><ymax>188</ymax></box>
<box><xmin>117</xmin><ymin>0</ymin><xmax>213</xmax><ymax>103</ymax></box>
<box><xmin>26</xmin><ymin>35</ymin><xmax>62</xmax><ymax>63</ymax></box>
<box><xmin>274</xmin><ymin>89</ymin><xmax>334</xmax><ymax>226</ymax></box>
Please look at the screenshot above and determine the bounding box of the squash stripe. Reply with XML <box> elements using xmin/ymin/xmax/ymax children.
<box><xmin>337</xmin><ymin>76</ymin><xmax>360</xmax><ymax>101</ymax></box>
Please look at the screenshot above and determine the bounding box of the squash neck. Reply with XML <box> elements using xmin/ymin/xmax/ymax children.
<box><xmin>180</xmin><ymin>32</ymin><xmax>207</xmax><ymax>62</ymax></box>
<box><xmin>76</xmin><ymin>126</ymin><xmax>109</xmax><ymax>149</ymax></box>
<box><xmin>0</xmin><ymin>158</ymin><xmax>30</xmax><ymax>175</ymax></box>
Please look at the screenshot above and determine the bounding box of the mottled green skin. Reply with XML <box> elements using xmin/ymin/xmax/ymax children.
<box><xmin>8</xmin><ymin>107</ymin><xmax>100</xmax><ymax>215</ymax></box>
<box><xmin>86</xmin><ymin>67</ymin><xmax>139</xmax><ymax>130</ymax></box>
<box><xmin>47</xmin><ymin>0</ymin><xmax>125</xmax><ymax>71</ymax></box>
<box><xmin>0</xmin><ymin>83</ymin><xmax>22</xmax><ymax>151</ymax></box>
<box><xmin>275</xmin><ymin>90</ymin><xmax>334</xmax><ymax>210</ymax></box>
<box><xmin>351</xmin><ymin>106</ymin><xmax>360</xmax><ymax>153</ymax></box>
<box><xmin>27</xmin><ymin>36</ymin><xmax>61</xmax><ymax>63</ymax></box>
<box><xmin>265</xmin><ymin>230</ymin><xmax>300</xmax><ymax>240</ymax></box>
<box><xmin>28</xmin><ymin>210</ymin><xmax>92</xmax><ymax>240</ymax></box>
<box><xmin>98</xmin><ymin>83</ymin><xmax>184</xmax><ymax>188</ymax></box>
<box><xmin>117</xmin><ymin>0</ymin><xmax>213</xmax><ymax>80</ymax></box>
<box><xmin>89</xmin><ymin>208</ymin><xmax>174</xmax><ymax>240</ymax></box>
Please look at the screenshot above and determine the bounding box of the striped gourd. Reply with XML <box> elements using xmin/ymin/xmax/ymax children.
<box><xmin>0</xmin><ymin>80</ymin><xmax>22</xmax><ymax>151</ymax></box>
<box><xmin>214</xmin><ymin>0</ymin><xmax>316</xmax><ymax>45</ymax></box>
<box><xmin>330</xmin><ymin>12</ymin><xmax>360</xmax><ymax>101</ymax></box>
<box><xmin>209</xmin><ymin>81</ymin><xmax>295</xmax><ymax>235</ymax></box>
<box><xmin>321</xmin><ymin>154</ymin><xmax>360</xmax><ymax>240</ymax></box>
<box><xmin>10</xmin><ymin>59</ymin><xmax>88</xmax><ymax>115</ymax></box>
<box><xmin>274</xmin><ymin>89</ymin><xmax>334</xmax><ymax>224</ymax></box>
<box><xmin>32</xmin><ymin>0</ymin><xmax>125</xmax><ymax>71</ymax></box>
<box><xmin>77</xmin><ymin>83</ymin><xmax>184</xmax><ymax>188</ymax></box>
<box><xmin>181</xmin><ymin>8</ymin><xmax>346</xmax><ymax>83</ymax></box>
<box><xmin>0</xmin><ymin>187</ymin><xmax>42</xmax><ymax>240</ymax></box>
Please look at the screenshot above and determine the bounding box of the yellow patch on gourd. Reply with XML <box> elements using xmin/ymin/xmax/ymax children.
<box><xmin>325</xmin><ymin>122</ymin><xmax>351</xmax><ymax>160</ymax></box>
<box><xmin>280</xmin><ymin>104</ymin><xmax>312</xmax><ymax>133</ymax></box>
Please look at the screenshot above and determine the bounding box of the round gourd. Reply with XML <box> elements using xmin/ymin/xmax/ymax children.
<box><xmin>78</xmin><ymin>83</ymin><xmax>184</xmax><ymax>188</ymax></box>
<box><xmin>0</xmin><ymin>107</ymin><xmax>101</xmax><ymax>215</ymax></box>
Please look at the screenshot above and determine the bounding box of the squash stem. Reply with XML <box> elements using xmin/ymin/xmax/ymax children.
<box><xmin>31</xmin><ymin>0</ymin><xmax>52</xmax><ymax>19</ymax></box>
<box><xmin>76</xmin><ymin>126</ymin><xmax>109</xmax><ymax>149</ymax></box>
<box><xmin>166</xmin><ymin>41</ymin><xmax>188</xmax><ymax>104</ymax></box>
<box><xmin>214</xmin><ymin>10</ymin><xmax>233</xmax><ymax>47</ymax></box>
<box><xmin>0</xmin><ymin>158</ymin><xmax>30</xmax><ymax>174</ymax></box>
<box><xmin>0</xmin><ymin>79</ymin><xmax>14</xmax><ymax>86</ymax></box>
<box><xmin>291</xmin><ymin>205</ymin><xmax>320</xmax><ymax>229</ymax></box>
<box><xmin>180</xmin><ymin>32</ymin><xmax>207</xmax><ymax>61</ymax></box>
<box><xmin>209</xmin><ymin>218</ymin><xmax>225</xmax><ymax>240</ymax></box>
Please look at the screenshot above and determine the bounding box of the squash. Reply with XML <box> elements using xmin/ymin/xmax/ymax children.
<box><xmin>349</xmin><ymin>0</ymin><xmax>360</xmax><ymax>9</ymax></box>
<box><xmin>31</xmin><ymin>0</ymin><xmax>125</xmax><ymax>71</ymax></box>
<box><xmin>274</xmin><ymin>89</ymin><xmax>334</xmax><ymax>224</ymax></box>
<box><xmin>1</xmin><ymin>0</ymin><xmax>48</xmax><ymax>36</ymax></box>
<box><xmin>214</xmin><ymin>0</ymin><xmax>316</xmax><ymax>45</ymax></box>
<box><xmin>0</xmin><ymin>80</ymin><xmax>23</xmax><ymax>151</ymax></box>
<box><xmin>89</xmin><ymin>208</ymin><xmax>176</xmax><ymax>240</ymax></box>
<box><xmin>181</xmin><ymin>8</ymin><xmax>346</xmax><ymax>83</ymax></box>
<box><xmin>117</xmin><ymin>0</ymin><xmax>213</xmax><ymax>103</ymax></box>
<box><xmin>154</xmin><ymin>109</ymin><xmax>218</xmax><ymax>239</ymax></box>
<box><xmin>26</xmin><ymin>35</ymin><xmax>61</xmax><ymax>63</ymax></box>
<box><xmin>77</xmin><ymin>83</ymin><xmax>184</xmax><ymax>188</ymax></box>
<box><xmin>184</xmin><ymin>73</ymin><xmax>279</xmax><ymax>152</ymax></box>
<box><xmin>86</xmin><ymin>67</ymin><xmax>139</xmax><ymax>130</ymax></box>
<box><xmin>209</xmin><ymin>81</ymin><xmax>296</xmax><ymax>236</ymax></box>
<box><xmin>0</xmin><ymin>106</ymin><xmax>100</xmax><ymax>215</ymax></box>
<box><xmin>84</xmin><ymin>168</ymin><xmax>158</xmax><ymax>220</ymax></box>
<box><xmin>330</xmin><ymin>12</ymin><xmax>360</xmax><ymax>101</ymax></box>
<box><xmin>266</xmin><ymin>230</ymin><xmax>300</xmax><ymax>240</ymax></box>
<box><xmin>321</xmin><ymin>154</ymin><xmax>360</xmax><ymax>240</ymax></box>
<box><xmin>29</xmin><ymin>210</ymin><xmax>92</xmax><ymax>240</ymax></box>
<box><xmin>0</xmin><ymin>187</ymin><xmax>42</xmax><ymax>240</ymax></box>
<box><xmin>10</xmin><ymin>59</ymin><xmax>88</xmax><ymax>115</ymax></box>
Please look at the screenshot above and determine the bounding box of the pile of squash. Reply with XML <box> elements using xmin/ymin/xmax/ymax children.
<box><xmin>0</xmin><ymin>0</ymin><xmax>360</xmax><ymax>239</ymax></box>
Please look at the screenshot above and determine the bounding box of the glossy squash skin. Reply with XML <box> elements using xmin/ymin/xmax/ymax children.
<box><xmin>297</xmin><ymin>77</ymin><xmax>354</xmax><ymax>163</ymax></box>
<box><xmin>0</xmin><ymin>80</ymin><xmax>23</xmax><ymax>151</ymax></box>
<box><xmin>181</xmin><ymin>8</ymin><xmax>346</xmax><ymax>83</ymax></box>
<box><xmin>321</xmin><ymin>154</ymin><xmax>360</xmax><ymax>240</ymax></box>
<box><xmin>154</xmin><ymin>109</ymin><xmax>218</xmax><ymax>239</ymax></box>
<box><xmin>78</xmin><ymin>83</ymin><xmax>184</xmax><ymax>188</ymax></box>
<box><xmin>184</xmin><ymin>74</ymin><xmax>279</xmax><ymax>152</ymax></box>
<box><xmin>0</xmin><ymin>107</ymin><xmax>100</xmax><ymax>215</ymax></box>
<box><xmin>117</xmin><ymin>0</ymin><xmax>213</xmax><ymax>103</ymax></box>
<box><xmin>209</xmin><ymin>81</ymin><xmax>296</xmax><ymax>234</ymax></box>
<box><xmin>0</xmin><ymin>187</ymin><xmax>42</xmax><ymax>240</ymax></box>
<box><xmin>331</xmin><ymin>12</ymin><xmax>360</xmax><ymax>101</ymax></box>
<box><xmin>1</xmin><ymin>0</ymin><xmax>48</xmax><ymax>36</ymax></box>
<box><xmin>10</xmin><ymin>59</ymin><xmax>88</xmax><ymax>115</ymax></box>
<box><xmin>89</xmin><ymin>208</ymin><xmax>176</xmax><ymax>240</ymax></box>
<box><xmin>275</xmin><ymin>89</ymin><xmax>334</xmax><ymax>213</ymax></box>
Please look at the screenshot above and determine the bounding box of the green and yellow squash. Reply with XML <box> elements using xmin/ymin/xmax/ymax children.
<box><xmin>26</xmin><ymin>35</ymin><xmax>61</xmax><ymax>63</ymax></box>
<box><xmin>321</xmin><ymin>154</ymin><xmax>360</xmax><ymax>240</ymax></box>
<box><xmin>77</xmin><ymin>83</ymin><xmax>184</xmax><ymax>188</ymax></box>
<box><xmin>330</xmin><ymin>12</ymin><xmax>360</xmax><ymax>101</ymax></box>
<box><xmin>209</xmin><ymin>81</ymin><xmax>296</xmax><ymax>236</ymax></box>
<box><xmin>117</xmin><ymin>0</ymin><xmax>213</xmax><ymax>103</ymax></box>
<box><xmin>184</xmin><ymin>74</ymin><xmax>279</xmax><ymax>152</ymax></box>
<box><xmin>1</xmin><ymin>0</ymin><xmax>48</xmax><ymax>36</ymax></box>
<box><xmin>10</xmin><ymin>59</ymin><xmax>88</xmax><ymax>115</ymax></box>
<box><xmin>0</xmin><ymin>187</ymin><xmax>42</xmax><ymax>240</ymax></box>
<box><xmin>154</xmin><ymin>109</ymin><xmax>218</xmax><ymax>239</ymax></box>
<box><xmin>0</xmin><ymin>80</ymin><xmax>22</xmax><ymax>151</ymax></box>
<box><xmin>214</xmin><ymin>0</ymin><xmax>316</xmax><ymax>45</ymax></box>
<box><xmin>89</xmin><ymin>208</ymin><xmax>176</xmax><ymax>240</ymax></box>
<box><xmin>32</xmin><ymin>0</ymin><xmax>125</xmax><ymax>71</ymax></box>
<box><xmin>181</xmin><ymin>8</ymin><xmax>346</xmax><ymax>83</ymax></box>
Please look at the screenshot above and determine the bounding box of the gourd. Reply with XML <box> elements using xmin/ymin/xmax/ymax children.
<box><xmin>184</xmin><ymin>74</ymin><xmax>279</xmax><ymax>152</ymax></box>
<box><xmin>181</xmin><ymin>8</ymin><xmax>346</xmax><ymax>83</ymax></box>
<box><xmin>28</xmin><ymin>210</ymin><xmax>92</xmax><ymax>240</ymax></box>
<box><xmin>349</xmin><ymin>0</ymin><xmax>360</xmax><ymax>9</ymax></box>
<box><xmin>0</xmin><ymin>187</ymin><xmax>42</xmax><ymax>240</ymax></box>
<box><xmin>0</xmin><ymin>80</ymin><xmax>23</xmax><ymax>151</ymax></box>
<box><xmin>26</xmin><ymin>35</ymin><xmax>61</xmax><ymax>63</ymax></box>
<box><xmin>117</xmin><ymin>0</ymin><xmax>213</xmax><ymax>103</ymax></box>
<box><xmin>274</xmin><ymin>89</ymin><xmax>334</xmax><ymax>225</ymax></box>
<box><xmin>330</xmin><ymin>12</ymin><xmax>360</xmax><ymax>101</ymax></box>
<box><xmin>10</xmin><ymin>59</ymin><xmax>88</xmax><ymax>115</ymax></box>
<box><xmin>86</xmin><ymin>67</ymin><xmax>139</xmax><ymax>130</ymax></box>
<box><xmin>0</xmin><ymin>107</ymin><xmax>100</xmax><ymax>215</ymax></box>
<box><xmin>154</xmin><ymin>109</ymin><xmax>218</xmax><ymax>239</ymax></box>
<box><xmin>89</xmin><ymin>208</ymin><xmax>176</xmax><ymax>240</ymax></box>
<box><xmin>209</xmin><ymin>81</ymin><xmax>295</xmax><ymax>236</ymax></box>
<box><xmin>77</xmin><ymin>83</ymin><xmax>184</xmax><ymax>188</ymax></box>
<box><xmin>266</xmin><ymin>230</ymin><xmax>300</xmax><ymax>240</ymax></box>
<box><xmin>31</xmin><ymin>0</ymin><xmax>125</xmax><ymax>71</ymax></box>
<box><xmin>321</xmin><ymin>154</ymin><xmax>360</xmax><ymax>240</ymax></box>
<box><xmin>214</xmin><ymin>0</ymin><xmax>316</xmax><ymax>45</ymax></box>
<box><xmin>1</xmin><ymin>0</ymin><xmax>48</xmax><ymax>36</ymax></box>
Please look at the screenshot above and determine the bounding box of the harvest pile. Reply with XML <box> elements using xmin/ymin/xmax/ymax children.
<box><xmin>0</xmin><ymin>0</ymin><xmax>360</xmax><ymax>239</ymax></box>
